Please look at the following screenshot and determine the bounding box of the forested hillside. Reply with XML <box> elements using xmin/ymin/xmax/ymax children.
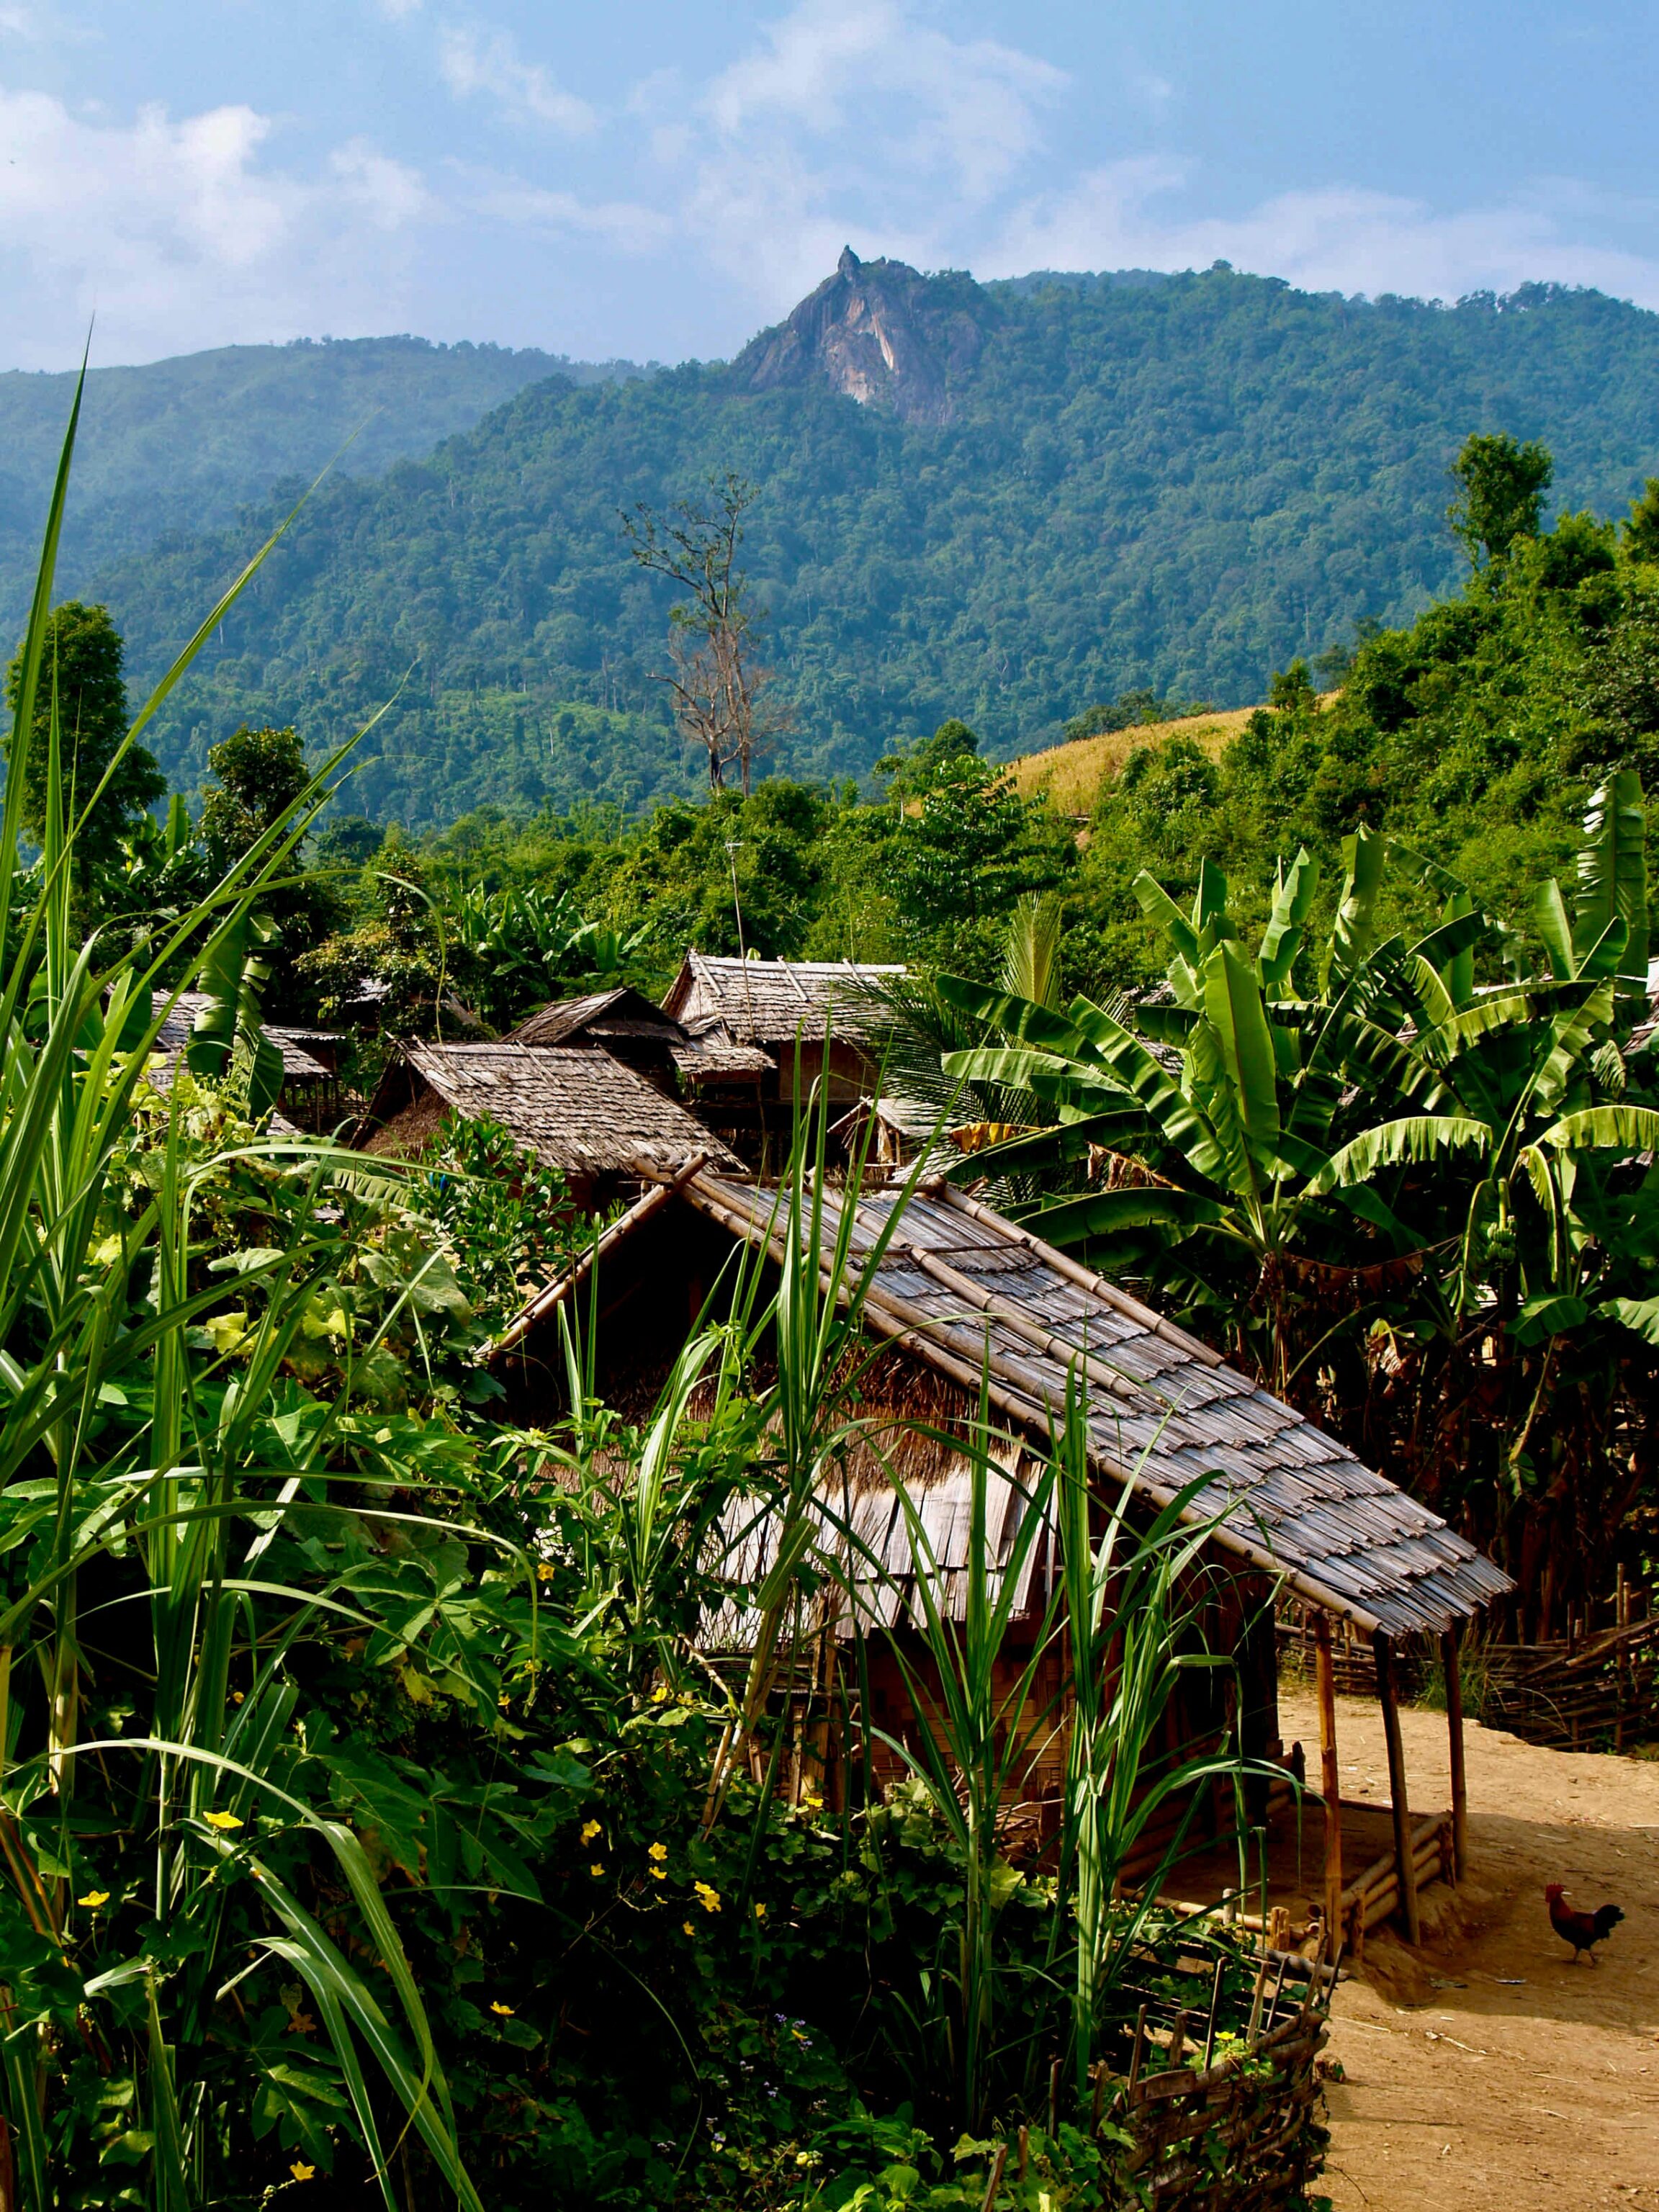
<box><xmin>85</xmin><ymin>264</ymin><xmax>1659</xmax><ymax>827</ymax></box>
<box><xmin>0</xmin><ymin>335</ymin><xmax>639</xmax><ymax>632</ymax></box>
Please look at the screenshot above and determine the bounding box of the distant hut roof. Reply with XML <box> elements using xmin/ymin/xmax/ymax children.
<box><xmin>502</xmin><ymin>1169</ymin><xmax>1511</xmax><ymax>1639</ymax></box>
<box><xmin>361</xmin><ymin>1042</ymin><xmax>741</xmax><ymax>1178</ymax></box>
<box><xmin>661</xmin><ymin>953</ymin><xmax>906</xmax><ymax>1046</ymax></box>
<box><xmin>504</xmin><ymin>987</ymin><xmax>685</xmax><ymax>1051</ymax></box>
<box><xmin>152</xmin><ymin>993</ymin><xmax>333</xmax><ymax>1080</ymax></box>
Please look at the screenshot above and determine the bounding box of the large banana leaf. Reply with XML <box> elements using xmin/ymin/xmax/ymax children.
<box><xmin>933</xmin><ymin>973</ymin><xmax>1104</xmax><ymax>1058</ymax></box>
<box><xmin>1301</xmin><ymin>1115</ymin><xmax>1491</xmax><ymax>1196</ymax></box>
<box><xmin>1201</xmin><ymin>941</ymin><xmax>1280</xmax><ymax>1162</ymax></box>
<box><xmin>1575</xmin><ymin>770</ymin><xmax>1647</xmax><ymax>994</ymax></box>
<box><xmin>1256</xmin><ymin>846</ymin><xmax>1319</xmax><ymax>999</ymax></box>
<box><xmin>1017</xmin><ymin>1184</ymin><xmax>1227</xmax><ymax>1249</ymax></box>
<box><xmin>1541</xmin><ymin>1105</ymin><xmax>1659</xmax><ymax>1153</ymax></box>
<box><xmin>1325</xmin><ymin>822</ymin><xmax>1387</xmax><ymax>988</ymax></box>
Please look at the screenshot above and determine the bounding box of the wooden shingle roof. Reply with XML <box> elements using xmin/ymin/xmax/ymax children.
<box><xmin>661</xmin><ymin>952</ymin><xmax>905</xmax><ymax>1046</ymax></box>
<box><xmin>366</xmin><ymin>1043</ymin><xmax>740</xmax><ymax>1177</ymax></box>
<box><xmin>513</xmin><ymin>1167</ymin><xmax>1511</xmax><ymax>1638</ymax></box>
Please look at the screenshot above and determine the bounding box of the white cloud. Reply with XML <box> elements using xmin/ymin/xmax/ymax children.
<box><xmin>373</xmin><ymin>0</ymin><xmax>423</xmax><ymax>17</ymax></box>
<box><xmin>701</xmin><ymin>0</ymin><xmax>1064</xmax><ymax>205</ymax></box>
<box><xmin>0</xmin><ymin>81</ymin><xmax>431</xmax><ymax>365</ymax></box>
<box><xmin>981</xmin><ymin>159</ymin><xmax>1659</xmax><ymax>311</ymax></box>
<box><xmin>437</xmin><ymin>24</ymin><xmax>596</xmax><ymax>135</ymax></box>
<box><xmin>467</xmin><ymin>176</ymin><xmax>671</xmax><ymax>254</ymax></box>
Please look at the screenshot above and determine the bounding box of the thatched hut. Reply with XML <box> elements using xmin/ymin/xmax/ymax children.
<box><xmin>356</xmin><ymin>1040</ymin><xmax>739</xmax><ymax>1205</ymax></box>
<box><xmin>496</xmin><ymin>1166</ymin><xmax>1511</xmax><ymax>1952</ymax></box>
<box><xmin>660</xmin><ymin>954</ymin><xmax>904</xmax><ymax>1154</ymax></box>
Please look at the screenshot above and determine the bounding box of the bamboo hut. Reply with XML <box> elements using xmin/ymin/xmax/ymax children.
<box><xmin>660</xmin><ymin>954</ymin><xmax>904</xmax><ymax>1161</ymax></box>
<box><xmin>355</xmin><ymin>1041</ymin><xmax>739</xmax><ymax>1204</ymax></box>
<box><xmin>497</xmin><ymin>1166</ymin><xmax>1511</xmax><ymax>1951</ymax></box>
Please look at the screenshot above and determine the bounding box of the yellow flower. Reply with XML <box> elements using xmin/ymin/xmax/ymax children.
<box><xmin>203</xmin><ymin>1811</ymin><xmax>243</xmax><ymax>1833</ymax></box>
<box><xmin>536</xmin><ymin>1561</ymin><xmax>555</xmax><ymax>1581</ymax></box>
<box><xmin>589</xmin><ymin>1863</ymin><xmax>606</xmax><ymax>1879</ymax></box>
<box><xmin>682</xmin><ymin>1921</ymin><xmax>696</xmax><ymax>1937</ymax></box>
<box><xmin>580</xmin><ymin>1819</ymin><xmax>602</xmax><ymax>1843</ymax></box>
<box><xmin>489</xmin><ymin>2001</ymin><xmax>515</xmax><ymax>2017</ymax></box>
<box><xmin>693</xmin><ymin>1881</ymin><xmax>721</xmax><ymax>1914</ymax></box>
<box><xmin>232</xmin><ymin>1691</ymin><xmax>245</xmax><ymax>1705</ymax></box>
<box><xmin>498</xmin><ymin>1694</ymin><xmax>511</xmax><ymax>1709</ymax></box>
<box><xmin>290</xmin><ymin>2162</ymin><xmax>315</xmax><ymax>2182</ymax></box>
<box><xmin>647</xmin><ymin>1842</ymin><xmax>668</xmax><ymax>1861</ymax></box>
<box><xmin>77</xmin><ymin>1890</ymin><xmax>109</xmax><ymax>1910</ymax></box>
<box><xmin>649</xmin><ymin>1865</ymin><xmax>667</xmax><ymax>1881</ymax></box>
<box><xmin>753</xmin><ymin>1902</ymin><xmax>766</xmax><ymax>1920</ymax></box>
<box><xmin>649</xmin><ymin>1683</ymin><xmax>670</xmax><ymax>1704</ymax></box>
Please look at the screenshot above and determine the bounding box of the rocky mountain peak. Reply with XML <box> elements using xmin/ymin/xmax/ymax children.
<box><xmin>728</xmin><ymin>248</ymin><xmax>994</xmax><ymax>426</ymax></box>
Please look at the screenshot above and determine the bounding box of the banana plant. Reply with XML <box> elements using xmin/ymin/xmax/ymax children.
<box><xmin>938</xmin><ymin>838</ymin><xmax>1491</xmax><ymax>1387</ymax></box>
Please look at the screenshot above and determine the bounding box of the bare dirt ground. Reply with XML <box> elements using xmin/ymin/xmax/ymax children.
<box><xmin>1278</xmin><ymin>1690</ymin><xmax>1659</xmax><ymax>2211</ymax></box>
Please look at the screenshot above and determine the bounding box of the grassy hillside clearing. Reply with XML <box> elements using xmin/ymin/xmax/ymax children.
<box><xmin>1007</xmin><ymin>707</ymin><xmax>1255</xmax><ymax>813</ymax></box>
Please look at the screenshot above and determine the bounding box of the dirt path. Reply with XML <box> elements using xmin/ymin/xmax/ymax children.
<box><xmin>1277</xmin><ymin>1691</ymin><xmax>1659</xmax><ymax>2210</ymax></box>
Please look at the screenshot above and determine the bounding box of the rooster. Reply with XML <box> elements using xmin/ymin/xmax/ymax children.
<box><xmin>1545</xmin><ymin>1883</ymin><xmax>1624</xmax><ymax>1964</ymax></box>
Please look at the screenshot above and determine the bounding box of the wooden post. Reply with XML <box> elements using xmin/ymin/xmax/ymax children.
<box><xmin>1373</xmin><ymin>1632</ymin><xmax>1421</xmax><ymax>1945</ymax></box>
<box><xmin>1441</xmin><ymin>1627</ymin><xmax>1468</xmax><ymax>1882</ymax></box>
<box><xmin>1313</xmin><ymin>1613</ymin><xmax>1343</xmax><ymax>1946</ymax></box>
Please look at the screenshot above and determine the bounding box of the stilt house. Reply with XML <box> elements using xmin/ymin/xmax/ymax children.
<box><xmin>496</xmin><ymin>1165</ymin><xmax>1511</xmax><ymax>1954</ymax></box>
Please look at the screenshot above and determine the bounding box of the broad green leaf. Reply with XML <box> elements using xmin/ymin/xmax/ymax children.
<box><xmin>1534</xmin><ymin>877</ymin><xmax>1575</xmax><ymax>981</ymax></box>
<box><xmin>1200</xmin><ymin>941</ymin><xmax>1280</xmax><ymax>1159</ymax></box>
<box><xmin>1020</xmin><ymin>1185</ymin><xmax>1227</xmax><ymax>1248</ymax></box>
<box><xmin>1257</xmin><ymin>846</ymin><xmax>1319</xmax><ymax>997</ymax></box>
<box><xmin>1326</xmin><ymin>822</ymin><xmax>1387</xmax><ymax>987</ymax></box>
<box><xmin>1303</xmin><ymin>1115</ymin><xmax>1491</xmax><ymax>1196</ymax></box>
<box><xmin>1574</xmin><ymin>770</ymin><xmax>1647</xmax><ymax>989</ymax></box>
<box><xmin>1509</xmin><ymin>1291</ymin><xmax>1589</xmax><ymax>1346</ymax></box>
<box><xmin>1601</xmin><ymin>1294</ymin><xmax>1659</xmax><ymax>1345</ymax></box>
<box><xmin>1541</xmin><ymin>1105</ymin><xmax>1659</xmax><ymax>1152</ymax></box>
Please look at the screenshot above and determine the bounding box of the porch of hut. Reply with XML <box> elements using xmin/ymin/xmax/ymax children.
<box><xmin>493</xmin><ymin>1163</ymin><xmax>1509</xmax><ymax>1956</ymax></box>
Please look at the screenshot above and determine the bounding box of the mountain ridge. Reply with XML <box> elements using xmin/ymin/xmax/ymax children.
<box><xmin>48</xmin><ymin>261</ymin><xmax>1659</xmax><ymax>828</ymax></box>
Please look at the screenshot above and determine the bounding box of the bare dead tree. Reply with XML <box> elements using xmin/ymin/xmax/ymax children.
<box><xmin>621</xmin><ymin>472</ymin><xmax>791</xmax><ymax>794</ymax></box>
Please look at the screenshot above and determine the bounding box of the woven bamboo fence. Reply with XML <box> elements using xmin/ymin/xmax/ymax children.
<box><xmin>1110</xmin><ymin>1969</ymin><xmax>1332</xmax><ymax>2210</ymax></box>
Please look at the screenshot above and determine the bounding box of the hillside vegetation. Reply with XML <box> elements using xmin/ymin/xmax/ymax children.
<box><xmin>84</xmin><ymin>266</ymin><xmax>1659</xmax><ymax>827</ymax></box>
<box><xmin>0</xmin><ymin>335</ymin><xmax>637</xmax><ymax>632</ymax></box>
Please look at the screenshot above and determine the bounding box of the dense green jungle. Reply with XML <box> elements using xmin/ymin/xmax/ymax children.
<box><xmin>75</xmin><ymin>265</ymin><xmax>1659</xmax><ymax>825</ymax></box>
<box><xmin>0</xmin><ymin>336</ymin><xmax>634</xmax><ymax>637</ymax></box>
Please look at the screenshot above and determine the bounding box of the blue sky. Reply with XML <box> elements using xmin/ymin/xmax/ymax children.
<box><xmin>1</xmin><ymin>1</ymin><xmax>1656</xmax><ymax>370</ymax></box>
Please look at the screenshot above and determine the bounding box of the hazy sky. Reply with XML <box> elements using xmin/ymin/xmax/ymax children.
<box><xmin>2</xmin><ymin>1</ymin><xmax>1657</xmax><ymax>370</ymax></box>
